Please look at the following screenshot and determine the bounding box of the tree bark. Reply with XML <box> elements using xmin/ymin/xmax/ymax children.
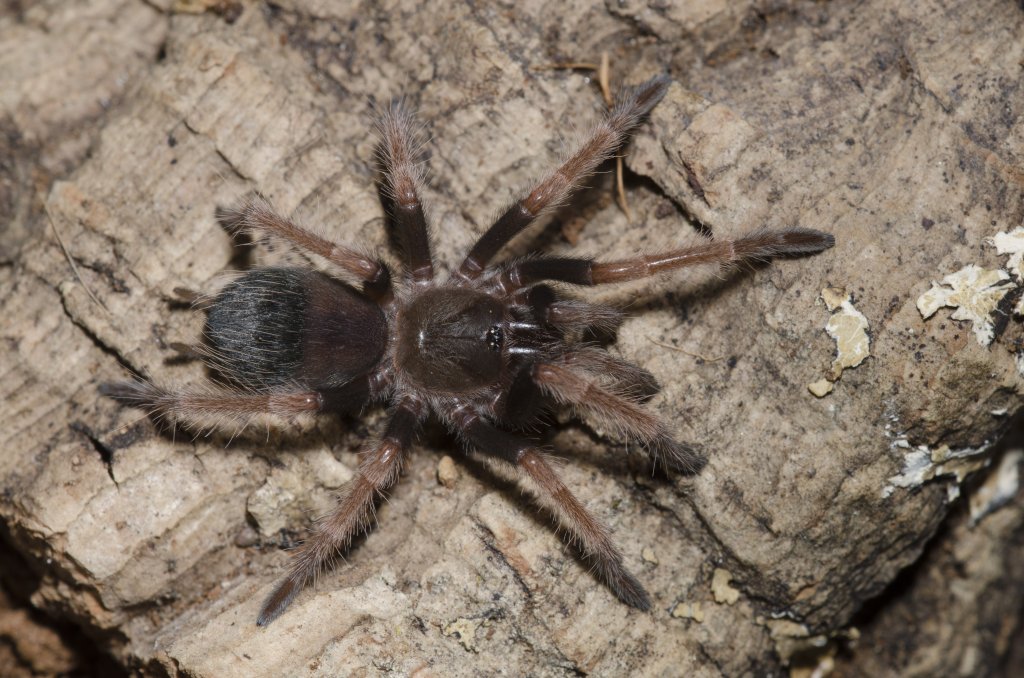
<box><xmin>2</xmin><ymin>0</ymin><xmax>1023</xmax><ymax>675</ymax></box>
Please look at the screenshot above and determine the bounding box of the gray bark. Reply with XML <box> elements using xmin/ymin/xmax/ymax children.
<box><xmin>1</xmin><ymin>0</ymin><xmax>1022</xmax><ymax>674</ymax></box>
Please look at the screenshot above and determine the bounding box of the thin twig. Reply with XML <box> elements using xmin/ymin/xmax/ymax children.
<box><xmin>646</xmin><ymin>336</ymin><xmax>725</xmax><ymax>363</ymax></box>
<box><xmin>615</xmin><ymin>155</ymin><xmax>632</xmax><ymax>221</ymax></box>
<box><xmin>597</xmin><ymin>52</ymin><xmax>633</xmax><ymax>221</ymax></box>
<box><xmin>46</xmin><ymin>205</ymin><xmax>109</xmax><ymax>313</ymax></box>
<box><xmin>531</xmin><ymin>61</ymin><xmax>601</xmax><ymax>71</ymax></box>
<box><xmin>597</xmin><ymin>52</ymin><xmax>613</xmax><ymax>106</ymax></box>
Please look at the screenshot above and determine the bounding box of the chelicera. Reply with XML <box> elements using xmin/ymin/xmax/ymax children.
<box><xmin>102</xmin><ymin>76</ymin><xmax>834</xmax><ymax>625</ymax></box>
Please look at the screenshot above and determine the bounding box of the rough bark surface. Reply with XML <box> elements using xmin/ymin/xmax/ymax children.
<box><xmin>2</xmin><ymin>0</ymin><xmax>1023</xmax><ymax>675</ymax></box>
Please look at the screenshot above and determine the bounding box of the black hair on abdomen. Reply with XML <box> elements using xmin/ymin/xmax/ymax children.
<box><xmin>204</xmin><ymin>268</ymin><xmax>386</xmax><ymax>390</ymax></box>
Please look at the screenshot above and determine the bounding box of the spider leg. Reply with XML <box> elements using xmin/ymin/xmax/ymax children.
<box><xmin>499</xmin><ymin>227</ymin><xmax>836</xmax><ymax>290</ymax></box>
<box><xmin>544</xmin><ymin>299</ymin><xmax>625</xmax><ymax>336</ymax></box>
<box><xmin>560</xmin><ymin>347</ymin><xmax>660</xmax><ymax>400</ymax></box>
<box><xmin>99</xmin><ymin>376</ymin><xmax>375</xmax><ymax>431</ymax></box>
<box><xmin>451</xmin><ymin>406</ymin><xmax>651</xmax><ymax>610</ymax></box>
<box><xmin>512</xmin><ymin>285</ymin><xmax>626</xmax><ymax>335</ymax></box>
<box><xmin>377</xmin><ymin>102</ymin><xmax>434</xmax><ymax>284</ymax></box>
<box><xmin>217</xmin><ymin>196</ymin><xmax>392</xmax><ymax>300</ymax></box>
<box><xmin>458</xmin><ymin>76</ymin><xmax>671</xmax><ymax>278</ymax></box>
<box><xmin>167</xmin><ymin>342</ymin><xmax>205</xmax><ymax>360</ymax></box>
<box><xmin>257</xmin><ymin>398</ymin><xmax>423</xmax><ymax>626</ymax></box>
<box><xmin>492</xmin><ymin>348</ymin><xmax>658</xmax><ymax>430</ymax></box>
<box><xmin>531</xmin><ymin>361</ymin><xmax>705</xmax><ymax>473</ymax></box>
<box><xmin>171</xmin><ymin>286</ymin><xmax>213</xmax><ymax>311</ymax></box>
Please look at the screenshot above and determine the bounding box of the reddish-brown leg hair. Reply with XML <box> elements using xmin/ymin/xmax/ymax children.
<box><xmin>451</xmin><ymin>405</ymin><xmax>651</xmax><ymax>609</ymax></box>
<box><xmin>458</xmin><ymin>76</ymin><xmax>671</xmax><ymax>278</ymax></box>
<box><xmin>256</xmin><ymin>399</ymin><xmax>423</xmax><ymax>626</ymax></box>
<box><xmin>500</xmin><ymin>227</ymin><xmax>836</xmax><ymax>290</ymax></box>
<box><xmin>217</xmin><ymin>196</ymin><xmax>393</xmax><ymax>299</ymax></box>
<box><xmin>98</xmin><ymin>381</ymin><xmax>327</xmax><ymax>431</ymax></box>
<box><xmin>543</xmin><ymin>299</ymin><xmax>625</xmax><ymax>335</ymax></box>
<box><xmin>531</xmin><ymin>362</ymin><xmax>704</xmax><ymax>473</ymax></box>
<box><xmin>99</xmin><ymin>375</ymin><xmax>383</xmax><ymax>431</ymax></box>
<box><xmin>377</xmin><ymin>102</ymin><xmax>434</xmax><ymax>284</ymax></box>
<box><xmin>559</xmin><ymin>347</ymin><xmax>660</xmax><ymax>399</ymax></box>
<box><xmin>516</xmin><ymin>448</ymin><xmax>650</xmax><ymax>608</ymax></box>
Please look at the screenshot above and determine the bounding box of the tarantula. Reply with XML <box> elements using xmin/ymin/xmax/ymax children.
<box><xmin>103</xmin><ymin>75</ymin><xmax>834</xmax><ymax>626</ymax></box>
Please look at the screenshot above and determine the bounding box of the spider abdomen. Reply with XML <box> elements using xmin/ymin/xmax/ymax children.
<box><xmin>205</xmin><ymin>268</ymin><xmax>387</xmax><ymax>389</ymax></box>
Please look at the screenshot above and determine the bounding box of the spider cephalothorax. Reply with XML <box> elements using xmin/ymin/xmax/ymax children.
<box><xmin>103</xmin><ymin>76</ymin><xmax>834</xmax><ymax>625</ymax></box>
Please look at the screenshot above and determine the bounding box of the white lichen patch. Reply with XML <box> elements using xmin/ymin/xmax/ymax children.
<box><xmin>443</xmin><ymin>618</ymin><xmax>479</xmax><ymax>652</ymax></box>
<box><xmin>882</xmin><ymin>439</ymin><xmax>992</xmax><ymax>499</ymax></box>
<box><xmin>641</xmin><ymin>547</ymin><xmax>659</xmax><ymax>564</ymax></box>
<box><xmin>993</xmin><ymin>227</ymin><xmax>1024</xmax><ymax>315</ymax></box>
<box><xmin>671</xmin><ymin>601</ymin><xmax>705</xmax><ymax>622</ymax></box>
<box><xmin>993</xmin><ymin>227</ymin><xmax>1024</xmax><ymax>279</ymax></box>
<box><xmin>820</xmin><ymin>287</ymin><xmax>870</xmax><ymax>380</ymax></box>
<box><xmin>969</xmin><ymin>449</ymin><xmax>1022</xmax><ymax>525</ymax></box>
<box><xmin>917</xmin><ymin>265</ymin><xmax>1013</xmax><ymax>346</ymax></box>
<box><xmin>711</xmin><ymin>568</ymin><xmax>740</xmax><ymax>605</ymax></box>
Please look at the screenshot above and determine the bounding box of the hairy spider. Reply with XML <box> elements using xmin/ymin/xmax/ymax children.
<box><xmin>102</xmin><ymin>76</ymin><xmax>834</xmax><ymax>626</ymax></box>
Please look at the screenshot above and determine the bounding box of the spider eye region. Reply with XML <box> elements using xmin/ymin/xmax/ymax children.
<box><xmin>486</xmin><ymin>325</ymin><xmax>504</xmax><ymax>351</ymax></box>
<box><xmin>397</xmin><ymin>287</ymin><xmax>506</xmax><ymax>393</ymax></box>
